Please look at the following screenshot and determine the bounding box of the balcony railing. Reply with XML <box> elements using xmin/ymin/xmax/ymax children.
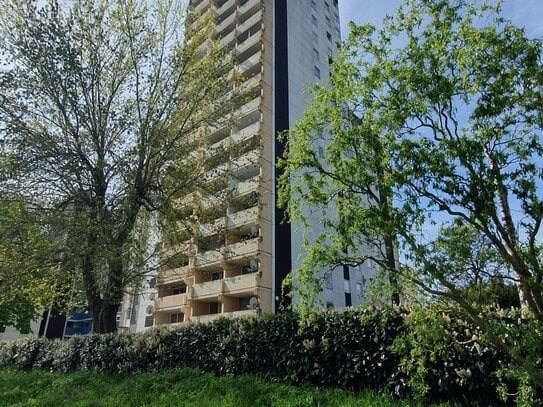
<box><xmin>230</xmin><ymin>175</ymin><xmax>259</xmax><ymax>197</ymax></box>
<box><xmin>157</xmin><ymin>266</ymin><xmax>191</xmax><ymax>285</ymax></box>
<box><xmin>223</xmin><ymin>238</ymin><xmax>259</xmax><ymax>260</ymax></box>
<box><xmin>192</xmin><ymin>279</ymin><xmax>222</xmax><ymax>298</ymax></box>
<box><xmin>227</xmin><ymin>206</ymin><xmax>259</xmax><ymax>229</ymax></box>
<box><xmin>155</xmin><ymin>293</ymin><xmax>186</xmax><ymax>311</ymax></box>
<box><xmin>194</xmin><ymin>249</ymin><xmax>223</xmax><ymax>267</ymax></box>
<box><xmin>191</xmin><ymin>309</ymin><xmax>257</xmax><ymax>323</ymax></box>
<box><xmin>198</xmin><ymin>217</ymin><xmax>225</xmax><ymax>237</ymax></box>
<box><xmin>238</xmin><ymin>51</ymin><xmax>261</xmax><ymax>74</ymax></box>
<box><xmin>215</xmin><ymin>11</ymin><xmax>236</xmax><ymax>36</ymax></box>
<box><xmin>223</xmin><ymin>272</ymin><xmax>258</xmax><ymax>293</ymax></box>
<box><xmin>235</xmin><ymin>30</ymin><xmax>262</xmax><ymax>56</ymax></box>
<box><xmin>237</xmin><ymin>9</ymin><xmax>262</xmax><ymax>35</ymax></box>
<box><xmin>238</xmin><ymin>0</ymin><xmax>260</xmax><ymax>18</ymax></box>
<box><xmin>216</xmin><ymin>0</ymin><xmax>236</xmax><ymax>19</ymax></box>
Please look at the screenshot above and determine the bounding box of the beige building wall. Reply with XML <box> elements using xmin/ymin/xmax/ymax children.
<box><xmin>153</xmin><ymin>0</ymin><xmax>274</xmax><ymax>327</ymax></box>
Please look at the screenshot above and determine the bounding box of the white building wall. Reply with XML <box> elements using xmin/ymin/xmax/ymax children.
<box><xmin>285</xmin><ymin>0</ymin><xmax>372</xmax><ymax>309</ymax></box>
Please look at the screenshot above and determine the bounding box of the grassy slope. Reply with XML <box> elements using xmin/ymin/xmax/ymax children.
<box><xmin>0</xmin><ymin>368</ymin><xmax>452</xmax><ymax>407</ymax></box>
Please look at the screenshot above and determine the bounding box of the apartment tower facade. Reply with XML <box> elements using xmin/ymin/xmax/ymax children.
<box><xmin>117</xmin><ymin>0</ymin><xmax>372</xmax><ymax>331</ymax></box>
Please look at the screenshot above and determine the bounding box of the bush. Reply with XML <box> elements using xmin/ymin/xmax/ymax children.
<box><xmin>0</xmin><ymin>306</ymin><xmax>539</xmax><ymax>404</ymax></box>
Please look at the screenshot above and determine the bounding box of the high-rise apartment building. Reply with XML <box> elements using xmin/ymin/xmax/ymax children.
<box><xmin>119</xmin><ymin>0</ymin><xmax>373</xmax><ymax>331</ymax></box>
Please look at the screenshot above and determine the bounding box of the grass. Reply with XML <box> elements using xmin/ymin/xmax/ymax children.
<box><xmin>0</xmin><ymin>368</ymin><xmax>454</xmax><ymax>407</ymax></box>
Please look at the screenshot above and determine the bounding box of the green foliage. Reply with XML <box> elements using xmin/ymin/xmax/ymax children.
<box><xmin>0</xmin><ymin>198</ymin><xmax>72</xmax><ymax>331</ymax></box>
<box><xmin>1</xmin><ymin>308</ymin><xmax>540</xmax><ymax>404</ymax></box>
<box><xmin>392</xmin><ymin>306</ymin><xmax>503</xmax><ymax>402</ymax></box>
<box><xmin>279</xmin><ymin>0</ymin><xmax>543</xmax><ymax>314</ymax></box>
<box><xmin>0</xmin><ymin>0</ymin><xmax>234</xmax><ymax>332</ymax></box>
<box><xmin>278</xmin><ymin>0</ymin><xmax>543</xmax><ymax>396</ymax></box>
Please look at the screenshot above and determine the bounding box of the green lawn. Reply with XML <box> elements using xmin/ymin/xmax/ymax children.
<box><xmin>0</xmin><ymin>368</ymin><xmax>453</xmax><ymax>407</ymax></box>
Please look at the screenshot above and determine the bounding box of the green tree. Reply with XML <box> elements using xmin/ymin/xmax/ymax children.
<box><xmin>279</xmin><ymin>0</ymin><xmax>543</xmax><ymax>391</ymax></box>
<box><xmin>0</xmin><ymin>0</ymin><xmax>233</xmax><ymax>333</ymax></box>
<box><xmin>0</xmin><ymin>196</ymin><xmax>72</xmax><ymax>332</ymax></box>
<box><xmin>280</xmin><ymin>0</ymin><xmax>542</xmax><ymax>319</ymax></box>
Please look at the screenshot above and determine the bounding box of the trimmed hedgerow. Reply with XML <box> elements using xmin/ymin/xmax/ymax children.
<box><xmin>0</xmin><ymin>307</ymin><xmax>535</xmax><ymax>404</ymax></box>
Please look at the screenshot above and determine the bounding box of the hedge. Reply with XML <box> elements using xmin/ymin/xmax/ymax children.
<box><xmin>0</xmin><ymin>306</ymin><xmax>538</xmax><ymax>404</ymax></box>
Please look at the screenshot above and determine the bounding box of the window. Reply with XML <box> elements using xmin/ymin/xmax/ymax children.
<box><xmin>314</xmin><ymin>65</ymin><xmax>321</xmax><ymax>79</ymax></box>
<box><xmin>170</xmin><ymin>313</ymin><xmax>184</xmax><ymax>323</ymax></box>
<box><xmin>239</xmin><ymin>297</ymin><xmax>252</xmax><ymax>310</ymax></box>
<box><xmin>172</xmin><ymin>285</ymin><xmax>187</xmax><ymax>295</ymax></box>
<box><xmin>343</xmin><ymin>266</ymin><xmax>350</xmax><ymax>280</ymax></box>
<box><xmin>211</xmin><ymin>271</ymin><xmax>223</xmax><ymax>280</ymax></box>
<box><xmin>311</xmin><ymin>15</ymin><xmax>318</xmax><ymax>27</ymax></box>
<box><xmin>324</xmin><ymin>1</ymin><xmax>330</xmax><ymax>12</ymax></box>
<box><xmin>144</xmin><ymin>316</ymin><xmax>154</xmax><ymax>327</ymax></box>
<box><xmin>345</xmin><ymin>293</ymin><xmax>352</xmax><ymax>307</ymax></box>
<box><xmin>325</xmin><ymin>16</ymin><xmax>331</xmax><ymax>28</ymax></box>
<box><xmin>310</xmin><ymin>0</ymin><xmax>316</xmax><ymax>10</ymax></box>
<box><xmin>209</xmin><ymin>302</ymin><xmax>220</xmax><ymax>314</ymax></box>
<box><xmin>326</xmin><ymin>31</ymin><xmax>332</xmax><ymax>42</ymax></box>
<box><xmin>313</xmin><ymin>48</ymin><xmax>320</xmax><ymax>61</ymax></box>
<box><xmin>312</xmin><ymin>31</ymin><xmax>318</xmax><ymax>44</ymax></box>
<box><xmin>344</xmin><ymin>279</ymin><xmax>351</xmax><ymax>293</ymax></box>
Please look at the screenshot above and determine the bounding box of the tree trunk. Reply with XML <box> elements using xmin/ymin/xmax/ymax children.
<box><xmin>93</xmin><ymin>301</ymin><xmax>120</xmax><ymax>333</ymax></box>
<box><xmin>385</xmin><ymin>236</ymin><xmax>401</xmax><ymax>305</ymax></box>
<box><xmin>486</xmin><ymin>148</ymin><xmax>532</xmax><ymax>313</ymax></box>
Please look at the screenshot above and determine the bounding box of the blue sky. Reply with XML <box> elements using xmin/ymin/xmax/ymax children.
<box><xmin>339</xmin><ymin>0</ymin><xmax>543</xmax><ymax>39</ymax></box>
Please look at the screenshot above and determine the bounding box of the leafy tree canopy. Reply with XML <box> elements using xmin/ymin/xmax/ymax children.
<box><xmin>0</xmin><ymin>0</ymin><xmax>234</xmax><ymax>332</ymax></box>
<box><xmin>279</xmin><ymin>0</ymin><xmax>542</xmax><ymax>321</ymax></box>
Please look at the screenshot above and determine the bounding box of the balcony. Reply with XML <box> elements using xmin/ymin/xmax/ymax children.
<box><xmin>235</xmin><ymin>30</ymin><xmax>262</xmax><ymax>56</ymax></box>
<box><xmin>158</xmin><ymin>266</ymin><xmax>191</xmax><ymax>285</ymax></box>
<box><xmin>194</xmin><ymin>249</ymin><xmax>223</xmax><ymax>268</ymax></box>
<box><xmin>223</xmin><ymin>272</ymin><xmax>258</xmax><ymax>294</ymax></box>
<box><xmin>216</xmin><ymin>0</ymin><xmax>236</xmax><ymax>19</ymax></box>
<box><xmin>232</xmin><ymin>121</ymin><xmax>259</xmax><ymax>143</ymax></box>
<box><xmin>207</xmin><ymin>134</ymin><xmax>231</xmax><ymax>156</ymax></box>
<box><xmin>219</xmin><ymin>29</ymin><xmax>236</xmax><ymax>49</ymax></box>
<box><xmin>238</xmin><ymin>0</ymin><xmax>260</xmax><ymax>19</ymax></box>
<box><xmin>191</xmin><ymin>309</ymin><xmax>257</xmax><ymax>323</ymax></box>
<box><xmin>238</xmin><ymin>51</ymin><xmax>261</xmax><ymax>74</ymax></box>
<box><xmin>155</xmin><ymin>293</ymin><xmax>186</xmax><ymax>311</ymax></box>
<box><xmin>227</xmin><ymin>206</ymin><xmax>259</xmax><ymax>229</ymax></box>
<box><xmin>230</xmin><ymin>175</ymin><xmax>259</xmax><ymax>197</ymax></box>
<box><xmin>234</xmin><ymin>96</ymin><xmax>260</xmax><ymax>121</ymax></box>
<box><xmin>237</xmin><ymin>9</ymin><xmax>262</xmax><ymax>35</ymax></box>
<box><xmin>223</xmin><ymin>238</ymin><xmax>259</xmax><ymax>260</ymax></box>
<box><xmin>193</xmin><ymin>0</ymin><xmax>213</xmax><ymax>14</ymax></box>
<box><xmin>230</xmin><ymin>148</ymin><xmax>259</xmax><ymax>172</ymax></box>
<box><xmin>215</xmin><ymin>11</ymin><xmax>236</xmax><ymax>37</ymax></box>
<box><xmin>200</xmin><ymin>194</ymin><xmax>223</xmax><ymax>209</ymax></box>
<box><xmin>202</xmin><ymin>162</ymin><xmax>228</xmax><ymax>182</ymax></box>
<box><xmin>237</xmin><ymin>72</ymin><xmax>261</xmax><ymax>96</ymax></box>
<box><xmin>198</xmin><ymin>217</ymin><xmax>225</xmax><ymax>237</ymax></box>
<box><xmin>192</xmin><ymin>279</ymin><xmax>222</xmax><ymax>298</ymax></box>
